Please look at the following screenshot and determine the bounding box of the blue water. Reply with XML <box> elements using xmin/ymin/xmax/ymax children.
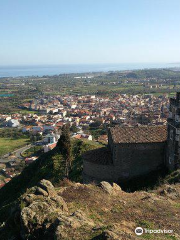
<box><xmin>0</xmin><ymin>94</ymin><xmax>14</xmax><ymax>97</ymax></box>
<box><xmin>0</xmin><ymin>63</ymin><xmax>180</xmax><ymax>78</ymax></box>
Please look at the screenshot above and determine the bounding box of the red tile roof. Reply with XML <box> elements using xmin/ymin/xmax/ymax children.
<box><xmin>109</xmin><ymin>125</ymin><xmax>167</xmax><ymax>144</ymax></box>
<box><xmin>49</xmin><ymin>143</ymin><xmax>57</xmax><ymax>150</ymax></box>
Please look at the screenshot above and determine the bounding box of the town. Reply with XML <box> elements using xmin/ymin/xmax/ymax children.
<box><xmin>1</xmin><ymin>1</ymin><xmax>180</xmax><ymax>238</ymax></box>
<box><xmin>1</xmin><ymin>68</ymin><xmax>180</xmax><ymax>188</ymax></box>
<box><xmin>0</xmin><ymin>91</ymin><xmax>169</xmax><ymax>188</ymax></box>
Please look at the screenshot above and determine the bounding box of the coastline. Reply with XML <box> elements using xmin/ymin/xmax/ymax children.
<box><xmin>0</xmin><ymin>63</ymin><xmax>180</xmax><ymax>78</ymax></box>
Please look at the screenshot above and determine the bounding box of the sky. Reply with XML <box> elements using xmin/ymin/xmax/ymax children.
<box><xmin>0</xmin><ymin>0</ymin><xmax>180</xmax><ymax>65</ymax></box>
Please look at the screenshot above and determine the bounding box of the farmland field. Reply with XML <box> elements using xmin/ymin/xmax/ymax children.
<box><xmin>0</xmin><ymin>138</ymin><xmax>29</xmax><ymax>156</ymax></box>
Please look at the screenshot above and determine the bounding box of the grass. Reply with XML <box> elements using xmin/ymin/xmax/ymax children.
<box><xmin>21</xmin><ymin>146</ymin><xmax>43</xmax><ymax>158</ymax></box>
<box><xmin>59</xmin><ymin>182</ymin><xmax>180</xmax><ymax>240</ymax></box>
<box><xmin>18</xmin><ymin>109</ymin><xmax>38</xmax><ymax>114</ymax></box>
<box><xmin>165</xmin><ymin>236</ymin><xmax>179</xmax><ymax>240</ymax></box>
<box><xmin>0</xmin><ymin>175</ymin><xmax>5</xmax><ymax>180</ymax></box>
<box><xmin>174</xmin><ymin>203</ymin><xmax>180</xmax><ymax>209</ymax></box>
<box><xmin>136</xmin><ymin>220</ymin><xmax>154</xmax><ymax>229</ymax></box>
<box><xmin>80</xmin><ymin>139</ymin><xmax>104</xmax><ymax>147</ymax></box>
<box><xmin>0</xmin><ymin>138</ymin><xmax>29</xmax><ymax>156</ymax></box>
<box><xmin>0</xmin><ymin>139</ymin><xmax>102</xmax><ymax>211</ymax></box>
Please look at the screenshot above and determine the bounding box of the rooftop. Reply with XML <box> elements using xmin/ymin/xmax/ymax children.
<box><xmin>109</xmin><ymin>125</ymin><xmax>167</xmax><ymax>144</ymax></box>
<box><xmin>83</xmin><ymin>147</ymin><xmax>112</xmax><ymax>165</ymax></box>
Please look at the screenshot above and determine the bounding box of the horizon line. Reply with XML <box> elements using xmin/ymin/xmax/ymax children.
<box><xmin>0</xmin><ymin>62</ymin><xmax>180</xmax><ymax>67</ymax></box>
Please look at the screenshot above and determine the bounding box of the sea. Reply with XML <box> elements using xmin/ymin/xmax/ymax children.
<box><xmin>0</xmin><ymin>63</ymin><xmax>180</xmax><ymax>78</ymax></box>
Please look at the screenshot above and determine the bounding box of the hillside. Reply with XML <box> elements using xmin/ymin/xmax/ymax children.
<box><xmin>0</xmin><ymin>138</ymin><xmax>180</xmax><ymax>239</ymax></box>
<box><xmin>0</xmin><ymin>139</ymin><xmax>102</xmax><ymax>224</ymax></box>
<box><xmin>0</xmin><ymin>179</ymin><xmax>180</xmax><ymax>239</ymax></box>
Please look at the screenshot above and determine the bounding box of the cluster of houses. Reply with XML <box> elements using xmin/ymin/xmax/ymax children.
<box><xmin>10</xmin><ymin>93</ymin><xmax>169</xmax><ymax>127</ymax></box>
<box><xmin>0</xmin><ymin>94</ymin><xmax>170</xmax><ymax>147</ymax></box>
<box><xmin>0</xmin><ymin>93</ymin><xmax>170</xmax><ymax>188</ymax></box>
<box><xmin>0</xmin><ymin>93</ymin><xmax>169</xmax><ymax>152</ymax></box>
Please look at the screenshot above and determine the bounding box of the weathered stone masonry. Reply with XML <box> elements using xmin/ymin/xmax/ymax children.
<box><xmin>83</xmin><ymin>142</ymin><xmax>166</xmax><ymax>183</ymax></box>
<box><xmin>167</xmin><ymin>92</ymin><xmax>180</xmax><ymax>171</ymax></box>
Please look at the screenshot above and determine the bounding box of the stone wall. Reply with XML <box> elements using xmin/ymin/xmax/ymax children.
<box><xmin>83</xmin><ymin>162</ymin><xmax>117</xmax><ymax>183</ymax></box>
<box><xmin>83</xmin><ymin>142</ymin><xmax>166</xmax><ymax>183</ymax></box>
<box><xmin>166</xmin><ymin>123</ymin><xmax>176</xmax><ymax>171</ymax></box>
<box><xmin>113</xmin><ymin>142</ymin><xmax>166</xmax><ymax>178</ymax></box>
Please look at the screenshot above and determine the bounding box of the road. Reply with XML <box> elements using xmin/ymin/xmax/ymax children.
<box><xmin>0</xmin><ymin>144</ymin><xmax>33</xmax><ymax>163</ymax></box>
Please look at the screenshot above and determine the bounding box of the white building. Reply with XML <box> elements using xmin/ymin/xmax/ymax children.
<box><xmin>43</xmin><ymin>133</ymin><xmax>60</xmax><ymax>153</ymax></box>
<box><xmin>7</xmin><ymin>119</ymin><xmax>20</xmax><ymax>128</ymax></box>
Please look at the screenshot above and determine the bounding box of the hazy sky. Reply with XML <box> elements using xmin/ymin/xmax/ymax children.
<box><xmin>1</xmin><ymin>0</ymin><xmax>180</xmax><ymax>65</ymax></box>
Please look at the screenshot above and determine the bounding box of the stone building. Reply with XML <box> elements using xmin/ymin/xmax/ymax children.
<box><xmin>108</xmin><ymin>126</ymin><xmax>167</xmax><ymax>179</ymax></box>
<box><xmin>83</xmin><ymin>126</ymin><xmax>167</xmax><ymax>183</ymax></box>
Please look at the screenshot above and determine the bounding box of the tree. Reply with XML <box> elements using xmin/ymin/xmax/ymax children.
<box><xmin>52</xmin><ymin>154</ymin><xmax>66</xmax><ymax>183</ymax></box>
<box><xmin>89</xmin><ymin>120</ymin><xmax>102</xmax><ymax>129</ymax></box>
<box><xmin>56</xmin><ymin>124</ymin><xmax>72</xmax><ymax>178</ymax></box>
<box><xmin>70</xmin><ymin>124</ymin><xmax>78</xmax><ymax>133</ymax></box>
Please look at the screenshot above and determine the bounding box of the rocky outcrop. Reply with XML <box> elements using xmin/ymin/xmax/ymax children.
<box><xmin>0</xmin><ymin>180</ymin><xmax>180</xmax><ymax>240</ymax></box>
<box><xmin>96</xmin><ymin>222</ymin><xmax>135</xmax><ymax>240</ymax></box>
<box><xmin>55</xmin><ymin>210</ymin><xmax>95</xmax><ymax>240</ymax></box>
<box><xmin>157</xmin><ymin>184</ymin><xmax>180</xmax><ymax>200</ymax></box>
<box><xmin>99</xmin><ymin>181</ymin><xmax>122</xmax><ymax>195</ymax></box>
<box><xmin>5</xmin><ymin>180</ymin><xmax>96</xmax><ymax>240</ymax></box>
<box><xmin>20</xmin><ymin>179</ymin><xmax>68</xmax><ymax>239</ymax></box>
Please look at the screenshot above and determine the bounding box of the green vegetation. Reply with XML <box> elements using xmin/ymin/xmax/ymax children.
<box><xmin>87</xmin><ymin>120</ymin><xmax>107</xmax><ymax>140</ymax></box>
<box><xmin>0</xmin><ymin>128</ymin><xmax>29</xmax><ymax>139</ymax></box>
<box><xmin>0</xmin><ymin>138</ymin><xmax>102</xmax><ymax>223</ymax></box>
<box><xmin>174</xmin><ymin>203</ymin><xmax>180</xmax><ymax>209</ymax></box>
<box><xmin>136</xmin><ymin>220</ymin><xmax>154</xmax><ymax>229</ymax></box>
<box><xmin>0</xmin><ymin>69</ymin><xmax>180</xmax><ymax>239</ymax></box>
<box><xmin>165</xmin><ymin>236</ymin><xmax>179</xmax><ymax>240</ymax></box>
<box><xmin>18</xmin><ymin>109</ymin><xmax>38</xmax><ymax>114</ymax></box>
<box><xmin>121</xmin><ymin>168</ymin><xmax>169</xmax><ymax>192</ymax></box>
<box><xmin>70</xmin><ymin>139</ymin><xmax>103</xmax><ymax>182</ymax></box>
<box><xmin>56</xmin><ymin>124</ymin><xmax>72</xmax><ymax>178</ymax></box>
<box><xmin>0</xmin><ymin>138</ymin><xmax>29</xmax><ymax>156</ymax></box>
<box><xmin>21</xmin><ymin>146</ymin><xmax>43</xmax><ymax>158</ymax></box>
<box><xmin>0</xmin><ymin>129</ymin><xmax>30</xmax><ymax>156</ymax></box>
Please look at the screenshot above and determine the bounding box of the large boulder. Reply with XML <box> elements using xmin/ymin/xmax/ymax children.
<box><xmin>18</xmin><ymin>180</ymin><xmax>96</xmax><ymax>239</ymax></box>
<box><xmin>20</xmin><ymin>180</ymin><xmax>68</xmax><ymax>239</ymax></box>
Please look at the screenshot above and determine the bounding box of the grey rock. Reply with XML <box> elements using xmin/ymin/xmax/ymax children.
<box><xmin>38</xmin><ymin>179</ymin><xmax>56</xmax><ymax>196</ymax></box>
<box><xmin>35</xmin><ymin>186</ymin><xmax>49</xmax><ymax>196</ymax></box>
<box><xmin>99</xmin><ymin>181</ymin><xmax>113</xmax><ymax>194</ymax></box>
<box><xmin>159</xmin><ymin>184</ymin><xmax>180</xmax><ymax>199</ymax></box>
<box><xmin>99</xmin><ymin>182</ymin><xmax>122</xmax><ymax>195</ymax></box>
<box><xmin>20</xmin><ymin>179</ymin><xmax>68</xmax><ymax>239</ymax></box>
<box><xmin>55</xmin><ymin>210</ymin><xmax>95</xmax><ymax>240</ymax></box>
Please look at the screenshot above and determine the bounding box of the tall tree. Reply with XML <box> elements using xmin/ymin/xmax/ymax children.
<box><xmin>57</xmin><ymin>124</ymin><xmax>72</xmax><ymax>178</ymax></box>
